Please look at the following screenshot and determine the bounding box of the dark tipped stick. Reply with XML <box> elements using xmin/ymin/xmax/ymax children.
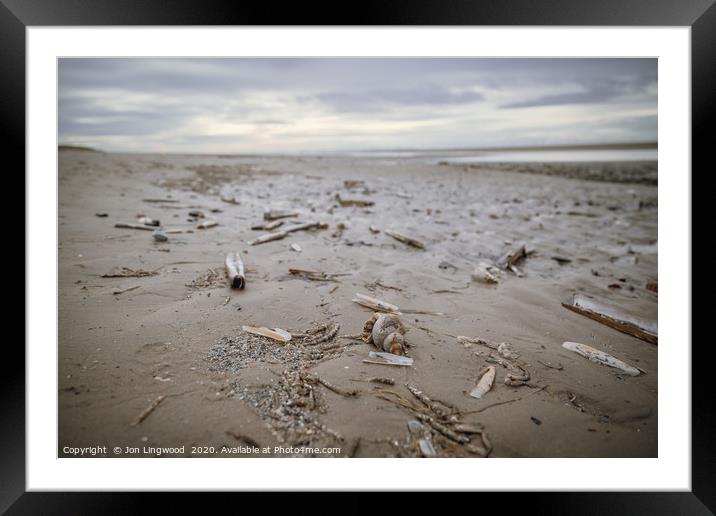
<box><xmin>225</xmin><ymin>252</ymin><xmax>246</xmax><ymax>289</ymax></box>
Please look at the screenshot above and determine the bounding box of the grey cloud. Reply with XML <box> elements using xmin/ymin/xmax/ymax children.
<box><xmin>308</xmin><ymin>85</ymin><xmax>483</xmax><ymax>112</ymax></box>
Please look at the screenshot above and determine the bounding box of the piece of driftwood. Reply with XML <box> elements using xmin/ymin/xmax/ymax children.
<box><xmin>248</xmin><ymin>221</ymin><xmax>327</xmax><ymax>246</ymax></box>
<box><xmin>288</xmin><ymin>268</ymin><xmax>342</xmax><ymax>282</ymax></box>
<box><xmin>112</xmin><ymin>285</ymin><xmax>140</xmax><ymax>295</ymax></box>
<box><xmin>264</xmin><ymin>209</ymin><xmax>298</xmax><ymax>221</ymax></box>
<box><xmin>131</xmin><ymin>395</ymin><xmax>166</xmax><ymax>426</ymax></box>
<box><xmin>220</xmin><ymin>194</ymin><xmax>240</xmax><ymax>205</ymax></box>
<box><xmin>101</xmin><ymin>267</ymin><xmax>159</xmax><ymax>278</ymax></box>
<box><xmin>335</xmin><ymin>193</ymin><xmax>374</xmax><ymax>207</ymax></box>
<box><xmin>352</xmin><ymin>293</ymin><xmax>400</xmax><ymax>313</ymax></box>
<box><xmin>368</xmin><ymin>377</ymin><xmax>395</xmax><ymax>385</ymax></box>
<box><xmin>646</xmin><ymin>281</ymin><xmax>658</xmax><ymax>293</ymax></box>
<box><xmin>251</xmin><ymin>220</ymin><xmax>284</xmax><ymax>231</ymax></box>
<box><xmin>242</xmin><ymin>325</ymin><xmax>292</xmax><ymax>343</ymax></box>
<box><xmin>497</xmin><ymin>245</ymin><xmax>527</xmax><ymax>274</ymax></box>
<box><xmin>369</xmin><ymin>225</ymin><xmax>380</xmax><ymax>234</ymax></box>
<box><xmin>562</xmin><ymin>293</ymin><xmax>657</xmax><ymax>344</ymax></box>
<box><xmin>470</xmin><ymin>366</ymin><xmax>496</xmax><ymax>399</ymax></box>
<box><xmin>114</xmin><ymin>222</ymin><xmax>155</xmax><ymax>231</ymax></box>
<box><xmin>562</xmin><ymin>341</ymin><xmax>641</xmax><ymax>376</ymax></box>
<box><xmin>225</xmin><ymin>252</ymin><xmax>246</xmax><ymax>289</ymax></box>
<box><xmin>362</xmin><ymin>351</ymin><xmax>414</xmax><ymax>367</ymax></box>
<box><xmin>196</xmin><ymin>220</ymin><xmax>219</xmax><ymax>229</ymax></box>
<box><xmin>385</xmin><ymin>229</ymin><xmax>425</xmax><ymax>249</ymax></box>
<box><xmin>143</xmin><ymin>198</ymin><xmax>179</xmax><ymax>203</ymax></box>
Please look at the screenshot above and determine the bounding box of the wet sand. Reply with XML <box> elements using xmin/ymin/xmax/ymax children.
<box><xmin>58</xmin><ymin>150</ymin><xmax>658</xmax><ymax>458</ymax></box>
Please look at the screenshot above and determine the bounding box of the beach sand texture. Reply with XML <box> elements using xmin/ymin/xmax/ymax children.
<box><xmin>58</xmin><ymin>149</ymin><xmax>657</xmax><ymax>457</ymax></box>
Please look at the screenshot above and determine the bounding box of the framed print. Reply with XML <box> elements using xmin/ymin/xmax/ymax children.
<box><xmin>5</xmin><ymin>0</ymin><xmax>713</xmax><ymax>512</ymax></box>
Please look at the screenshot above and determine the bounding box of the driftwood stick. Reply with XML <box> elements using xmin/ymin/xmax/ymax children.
<box><xmin>562</xmin><ymin>294</ymin><xmax>657</xmax><ymax>345</ymax></box>
<box><xmin>131</xmin><ymin>395</ymin><xmax>166</xmax><ymax>426</ymax></box>
<box><xmin>225</xmin><ymin>252</ymin><xmax>246</xmax><ymax>289</ymax></box>
<box><xmin>114</xmin><ymin>223</ymin><xmax>154</xmax><ymax>231</ymax></box>
<box><xmin>385</xmin><ymin>229</ymin><xmax>425</xmax><ymax>249</ymax></box>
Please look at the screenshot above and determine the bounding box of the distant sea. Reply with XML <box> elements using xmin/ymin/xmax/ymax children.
<box><xmin>337</xmin><ymin>147</ymin><xmax>657</xmax><ymax>164</ymax></box>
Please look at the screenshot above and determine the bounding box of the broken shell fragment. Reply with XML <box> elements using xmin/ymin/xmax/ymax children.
<box><xmin>242</xmin><ymin>325</ymin><xmax>291</xmax><ymax>343</ymax></box>
<box><xmin>152</xmin><ymin>229</ymin><xmax>168</xmax><ymax>242</ymax></box>
<box><xmin>470</xmin><ymin>366</ymin><xmax>496</xmax><ymax>399</ymax></box>
<box><xmin>471</xmin><ymin>262</ymin><xmax>499</xmax><ymax>284</ymax></box>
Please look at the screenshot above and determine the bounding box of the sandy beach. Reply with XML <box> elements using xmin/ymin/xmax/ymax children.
<box><xmin>58</xmin><ymin>148</ymin><xmax>657</xmax><ymax>458</ymax></box>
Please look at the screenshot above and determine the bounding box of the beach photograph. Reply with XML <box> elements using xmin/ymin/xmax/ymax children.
<box><xmin>58</xmin><ymin>58</ymin><xmax>658</xmax><ymax>458</ymax></box>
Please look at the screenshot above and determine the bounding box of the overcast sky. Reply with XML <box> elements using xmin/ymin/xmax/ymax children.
<box><xmin>58</xmin><ymin>58</ymin><xmax>657</xmax><ymax>154</ymax></box>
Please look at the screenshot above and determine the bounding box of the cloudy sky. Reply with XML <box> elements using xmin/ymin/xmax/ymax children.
<box><xmin>58</xmin><ymin>58</ymin><xmax>657</xmax><ymax>154</ymax></box>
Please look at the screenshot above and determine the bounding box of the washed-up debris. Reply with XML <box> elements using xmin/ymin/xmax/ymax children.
<box><xmin>608</xmin><ymin>283</ymin><xmax>622</xmax><ymax>290</ymax></box>
<box><xmin>484</xmin><ymin>353</ymin><xmax>531</xmax><ymax>386</ymax></box>
<box><xmin>530</xmin><ymin>416</ymin><xmax>542</xmax><ymax>425</ymax></box>
<box><xmin>143</xmin><ymin>198</ymin><xmax>179</xmax><ymax>204</ymax></box>
<box><xmin>368</xmin><ymin>377</ymin><xmax>395</xmax><ymax>386</ymax></box>
<box><xmin>418</xmin><ymin>438</ymin><xmax>437</xmax><ymax>457</ymax></box>
<box><xmin>288</xmin><ymin>268</ymin><xmax>345</xmax><ymax>282</ymax></box>
<box><xmin>114</xmin><ymin>222</ymin><xmax>155</xmax><ymax>231</ymax></box>
<box><xmin>375</xmin><ymin>385</ymin><xmax>491</xmax><ymax>457</ymax></box>
<box><xmin>102</xmin><ymin>267</ymin><xmax>159</xmax><ymax>278</ymax></box>
<box><xmin>225</xmin><ymin>252</ymin><xmax>246</xmax><ymax>289</ymax></box>
<box><xmin>301</xmin><ymin>372</ymin><xmax>358</xmax><ymax>397</ymax></box>
<box><xmin>470</xmin><ymin>366</ymin><xmax>496</xmax><ymax>399</ymax></box>
<box><xmin>130</xmin><ymin>395</ymin><xmax>166</xmax><ymax>426</ymax></box>
<box><xmin>646</xmin><ymin>281</ymin><xmax>658</xmax><ymax>293</ymax></box>
<box><xmin>290</xmin><ymin>243</ymin><xmax>302</xmax><ymax>252</ymax></box>
<box><xmin>457</xmin><ymin>336</ymin><xmax>519</xmax><ymax>360</ymax></box>
<box><xmin>362</xmin><ymin>313</ymin><xmax>406</xmax><ymax>355</ymax></box>
<box><xmin>112</xmin><ymin>285</ymin><xmax>140</xmax><ymax>295</ymax></box>
<box><xmin>188</xmin><ymin>210</ymin><xmax>204</xmax><ymax>219</ymax></box>
<box><xmin>152</xmin><ymin>229</ymin><xmax>168</xmax><ymax>242</ymax></box>
<box><xmin>196</xmin><ymin>220</ymin><xmax>219</xmax><ymax>229</ymax></box>
<box><xmin>251</xmin><ymin>220</ymin><xmax>284</xmax><ymax>231</ymax></box>
<box><xmin>471</xmin><ymin>262</ymin><xmax>499</xmax><ymax>284</ymax></box>
<box><xmin>562</xmin><ymin>293</ymin><xmax>657</xmax><ymax>344</ymax></box>
<box><xmin>537</xmin><ymin>360</ymin><xmax>564</xmax><ymax>371</ymax></box>
<box><xmin>363</xmin><ymin>351</ymin><xmax>414</xmax><ymax>367</ymax></box>
<box><xmin>344</xmin><ymin>180</ymin><xmax>364</xmax><ymax>189</ymax></box>
<box><xmin>297</xmin><ymin>323</ymin><xmax>341</xmax><ymax>346</ymax></box>
<box><xmin>248</xmin><ymin>221</ymin><xmax>328</xmax><ymax>246</ymax></box>
<box><xmin>230</xmin><ymin>369</ymin><xmax>344</xmax><ymax>454</ymax></box>
<box><xmin>628</xmin><ymin>242</ymin><xmax>657</xmax><ymax>255</ymax></box>
<box><xmin>385</xmin><ymin>229</ymin><xmax>425</xmax><ymax>249</ymax></box>
<box><xmin>220</xmin><ymin>193</ymin><xmax>240</xmax><ymax>205</ymax></box>
<box><xmin>186</xmin><ymin>268</ymin><xmax>224</xmax><ymax>289</ymax></box>
<box><xmin>562</xmin><ymin>341</ymin><xmax>641</xmax><ymax>376</ymax></box>
<box><xmin>567</xmin><ymin>211</ymin><xmax>600</xmax><ymax>218</ymax></box>
<box><xmin>331</xmin><ymin>222</ymin><xmax>347</xmax><ymax>238</ymax></box>
<box><xmin>137</xmin><ymin>216</ymin><xmax>160</xmax><ymax>227</ymax></box>
<box><xmin>406</xmin><ymin>384</ymin><xmax>455</xmax><ymax>419</ymax></box>
<box><xmin>335</xmin><ymin>193</ymin><xmax>374</xmax><ymax>207</ymax></box>
<box><xmin>242</xmin><ymin>325</ymin><xmax>292</xmax><ymax>343</ymax></box>
<box><xmin>264</xmin><ymin>209</ymin><xmax>298</xmax><ymax>221</ymax></box>
<box><xmin>95</xmin><ymin>212</ymin><xmax>108</xmax><ymax>217</ymax></box>
<box><xmin>369</xmin><ymin>225</ymin><xmax>380</xmax><ymax>234</ymax></box>
<box><xmin>496</xmin><ymin>244</ymin><xmax>528</xmax><ymax>276</ymax></box>
<box><xmin>352</xmin><ymin>292</ymin><xmax>400</xmax><ymax>313</ymax></box>
<box><xmin>551</xmin><ymin>256</ymin><xmax>572</xmax><ymax>265</ymax></box>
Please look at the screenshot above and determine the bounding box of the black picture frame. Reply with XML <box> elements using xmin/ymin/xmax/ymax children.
<box><xmin>5</xmin><ymin>0</ymin><xmax>712</xmax><ymax>512</ymax></box>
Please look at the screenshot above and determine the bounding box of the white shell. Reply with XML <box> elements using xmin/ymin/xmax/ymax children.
<box><xmin>470</xmin><ymin>366</ymin><xmax>496</xmax><ymax>399</ymax></box>
<box><xmin>562</xmin><ymin>341</ymin><xmax>640</xmax><ymax>376</ymax></box>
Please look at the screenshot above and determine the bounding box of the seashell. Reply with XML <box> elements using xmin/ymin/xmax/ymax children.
<box><xmin>562</xmin><ymin>341</ymin><xmax>640</xmax><ymax>376</ymax></box>
<box><xmin>471</xmin><ymin>262</ymin><xmax>499</xmax><ymax>284</ymax></box>
<box><xmin>152</xmin><ymin>229</ymin><xmax>168</xmax><ymax>242</ymax></box>
<box><xmin>369</xmin><ymin>313</ymin><xmax>406</xmax><ymax>355</ymax></box>
<box><xmin>469</xmin><ymin>366</ymin><xmax>496</xmax><ymax>399</ymax></box>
